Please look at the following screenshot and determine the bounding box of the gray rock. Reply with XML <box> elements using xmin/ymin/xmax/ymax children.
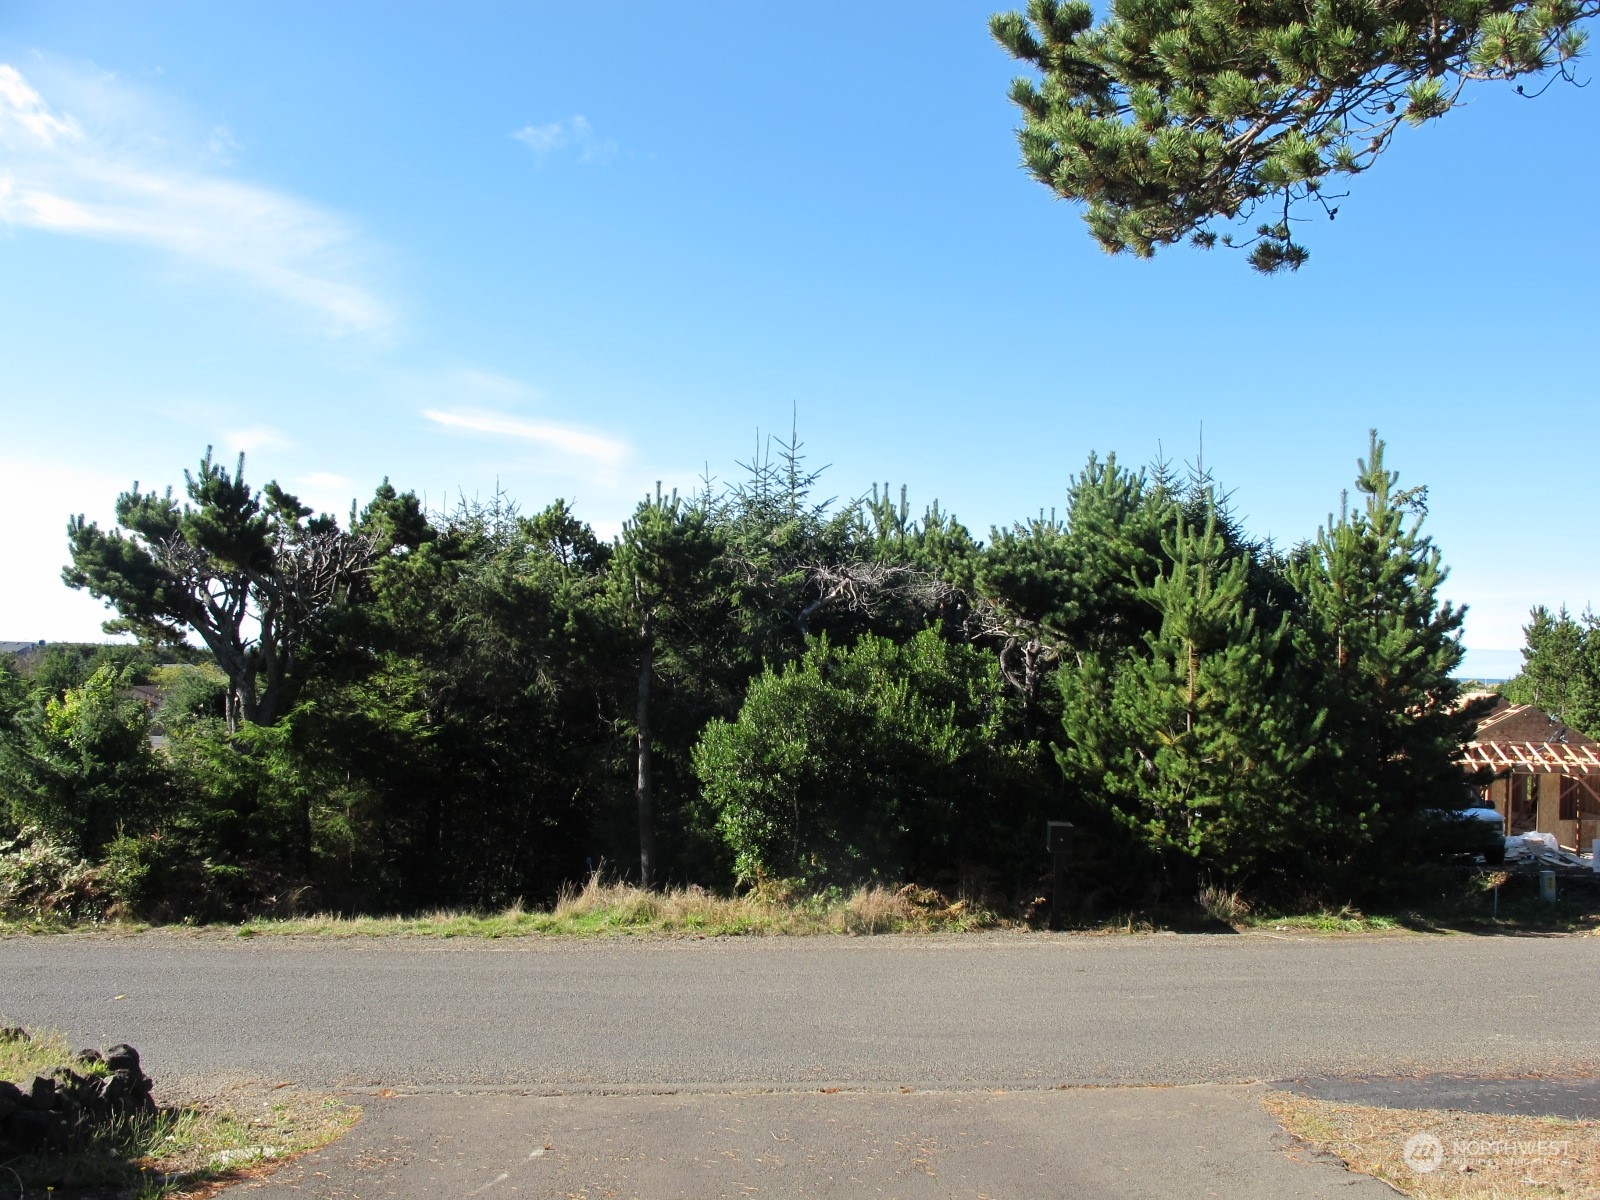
<box><xmin>103</xmin><ymin>1068</ymin><xmax>137</xmax><ymax>1104</ymax></box>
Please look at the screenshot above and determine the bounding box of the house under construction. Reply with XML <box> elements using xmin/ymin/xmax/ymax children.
<box><xmin>1463</xmin><ymin>697</ymin><xmax>1600</xmax><ymax>852</ymax></box>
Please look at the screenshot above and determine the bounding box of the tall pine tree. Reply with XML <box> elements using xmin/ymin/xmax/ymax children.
<box><xmin>1292</xmin><ymin>432</ymin><xmax>1482</xmax><ymax>897</ymax></box>
<box><xmin>614</xmin><ymin>488</ymin><xmax>729</xmax><ymax>889</ymax></box>
<box><xmin>1058</xmin><ymin>508</ymin><xmax>1318</xmax><ymax>893</ymax></box>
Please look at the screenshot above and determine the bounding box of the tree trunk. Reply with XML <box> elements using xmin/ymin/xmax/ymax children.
<box><xmin>636</xmin><ymin>636</ymin><xmax>656</xmax><ymax>890</ymax></box>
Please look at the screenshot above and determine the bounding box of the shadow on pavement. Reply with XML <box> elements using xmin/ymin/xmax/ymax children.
<box><xmin>1275</xmin><ymin>1073</ymin><xmax>1600</xmax><ymax>1120</ymax></box>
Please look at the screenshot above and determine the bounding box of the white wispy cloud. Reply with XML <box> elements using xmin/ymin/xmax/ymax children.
<box><xmin>512</xmin><ymin>120</ymin><xmax>567</xmax><ymax>154</ymax></box>
<box><xmin>511</xmin><ymin>115</ymin><xmax>616</xmax><ymax>164</ymax></box>
<box><xmin>0</xmin><ymin>65</ymin><xmax>79</xmax><ymax>142</ymax></box>
<box><xmin>0</xmin><ymin>62</ymin><xmax>391</xmax><ymax>334</ymax></box>
<box><xmin>422</xmin><ymin>408</ymin><xmax>628</xmax><ymax>467</ymax></box>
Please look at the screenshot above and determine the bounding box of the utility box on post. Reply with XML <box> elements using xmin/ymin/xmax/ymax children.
<box><xmin>1046</xmin><ymin>821</ymin><xmax>1074</xmax><ymax>929</ymax></box>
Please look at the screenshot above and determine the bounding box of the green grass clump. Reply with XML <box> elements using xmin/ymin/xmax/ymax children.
<box><xmin>1241</xmin><ymin>911</ymin><xmax>1403</xmax><ymax>934</ymax></box>
<box><xmin>0</xmin><ymin>1022</ymin><xmax>93</xmax><ymax>1084</ymax></box>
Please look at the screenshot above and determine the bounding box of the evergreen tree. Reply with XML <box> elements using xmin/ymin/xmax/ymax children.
<box><xmin>1057</xmin><ymin>510</ymin><xmax>1317</xmax><ymax>892</ymax></box>
<box><xmin>1502</xmin><ymin>606</ymin><xmax>1600</xmax><ymax>735</ymax></box>
<box><xmin>980</xmin><ymin>453</ymin><xmax>1177</xmax><ymax>658</ymax></box>
<box><xmin>614</xmin><ymin>488</ymin><xmax>730</xmax><ymax>888</ymax></box>
<box><xmin>64</xmin><ymin>450</ymin><xmax>375</xmax><ymax>728</ymax></box>
<box><xmin>718</xmin><ymin>428</ymin><xmax>857</xmax><ymax>652</ymax></box>
<box><xmin>338</xmin><ymin>493</ymin><xmax>620</xmax><ymax>907</ymax></box>
<box><xmin>1292</xmin><ymin>432</ymin><xmax>1482</xmax><ymax>895</ymax></box>
<box><xmin>0</xmin><ymin>666</ymin><xmax>171</xmax><ymax>858</ymax></box>
<box><xmin>24</xmin><ymin>431</ymin><xmax>1484</xmax><ymax>917</ymax></box>
<box><xmin>990</xmin><ymin>0</ymin><xmax>1594</xmax><ymax>271</ymax></box>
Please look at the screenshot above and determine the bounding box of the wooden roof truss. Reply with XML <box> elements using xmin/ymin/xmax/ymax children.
<box><xmin>1461</xmin><ymin>740</ymin><xmax>1600</xmax><ymax>775</ymax></box>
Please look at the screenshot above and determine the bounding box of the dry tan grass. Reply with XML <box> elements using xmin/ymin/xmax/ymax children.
<box><xmin>228</xmin><ymin>877</ymin><xmax>1000</xmax><ymax>939</ymax></box>
<box><xmin>543</xmin><ymin>875</ymin><xmax>990</xmax><ymax>935</ymax></box>
<box><xmin>1266</xmin><ymin>1090</ymin><xmax>1600</xmax><ymax>1198</ymax></box>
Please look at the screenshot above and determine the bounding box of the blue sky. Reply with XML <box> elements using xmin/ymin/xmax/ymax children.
<box><xmin>2</xmin><ymin>1</ymin><xmax>1596</xmax><ymax>678</ymax></box>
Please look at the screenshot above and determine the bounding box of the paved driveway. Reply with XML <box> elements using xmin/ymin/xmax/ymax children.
<box><xmin>237</xmin><ymin>1085</ymin><xmax>1394</xmax><ymax>1200</ymax></box>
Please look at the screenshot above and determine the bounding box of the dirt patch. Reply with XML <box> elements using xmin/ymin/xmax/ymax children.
<box><xmin>149</xmin><ymin>1079</ymin><xmax>359</xmax><ymax>1195</ymax></box>
<box><xmin>1266</xmin><ymin>1089</ymin><xmax>1600</xmax><ymax>1198</ymax></box>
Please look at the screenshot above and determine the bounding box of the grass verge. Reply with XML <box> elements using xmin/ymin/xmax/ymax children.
<box><xmin>1265</xmin><ymin>1090</ymin><xmax>1600</xmax><ymax>1198</ymax></box>
<box><xmin>6</xmin><ymin>865</ymin><xmax>1598</xmax><ymax>941</ymax></box>
<box><xmin>1201</xmin><ymin>868</ymin><xmax>1600</xmax><ymax>937</ymax></box>
<box><xmin>228</xmin><ymin>878</ymin><xmax>1002</xmax><ymax>938</ymax></box>
<box><xmin>1</xmin><ymin>1023</ymin><xmax>356</xmax><ymax>1198</ymax></box>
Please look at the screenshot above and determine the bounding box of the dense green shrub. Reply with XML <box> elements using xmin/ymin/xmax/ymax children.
<box><xmin>0</xmin><ymin>667</ymin><xmax>171</xmax><ymax>858</ymax></box>
<box><xmin>695</xmin><ymin>629</ymin><xmax>1052</xmax><ymax>889</ymax></box>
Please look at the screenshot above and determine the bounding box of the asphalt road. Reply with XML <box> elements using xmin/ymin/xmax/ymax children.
<box><xmin>3</xmin><ymin>930</ymin><xmax>1596</xmax><ymax>1090</ymax></box>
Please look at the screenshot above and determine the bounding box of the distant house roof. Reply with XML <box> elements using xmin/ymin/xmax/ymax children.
<box><xmin>0</xmin><ymin>640</ymin><xmax>45</xmax><ymax>656</ymax></box>
<box><xmin>1461</xmin><ymin>697</ymin><xmax>1600</xmax><ymax>775</ymax></box>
